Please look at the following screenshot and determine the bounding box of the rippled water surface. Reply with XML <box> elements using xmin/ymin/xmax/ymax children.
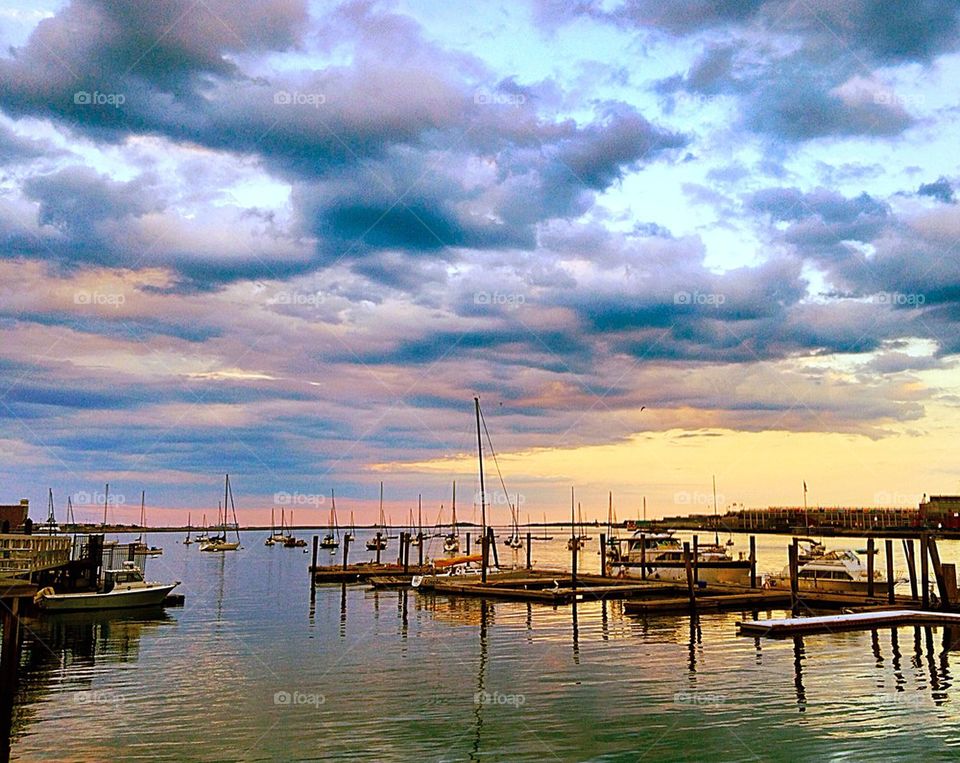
<box><xmin>8</xmin><ymin>530</ymin><xmax>960</xmax><ymax>761</ymax></box>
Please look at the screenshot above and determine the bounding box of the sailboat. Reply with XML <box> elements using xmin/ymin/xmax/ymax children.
<box><xmin>194</xmin><ymin>512</ymin><xmax>210</xmax><ymax>546</ymax></box>
<box><xmin>410</xmin><ymin>496</ymin><xmax>424</xmax><ymax>546</ymax></box>
<box><xmin>265</xmin><ymin>508</ymin><xmax>278</xmax><ymax>546</ymax></box>
<box><xmin>505</xmin><ymin>499</ymin><xmax>523</xmax><ymax>549</ymax></box>
<box><xmin>567</xmin><ymin>489</ymin><xmax>584</xmax><ymax>551</ymax></box>
<box><xmin>320</xmin><ymin>490</ymin><xmax>340</xmax><ymax>550</ymax></box>
<box><xmin>133</xmin><ymin>491</ymin><xmax>163</xmax><ymax>555</ymax></box>
<box><xmin>345</xmin><ymin>511</ymin><xmax>356</xmax><ymax>542</ymax></box>
<box><xmin>36</xmin><ymin>488</ymin><xmax>61</xmax><ymax>534</ymax></box>
<box><xmin>443</xmin><ymin>481</ymin><xmax>460</xmax><ymax>554</ymax></box>
<box><xmin>183</xmin><ymin>512</ymin><xmax>193</xmax><ymax>545</ymax></box>
<box><xmin>532</xmin><ymin>513</ymin><xmax>553</xmax><ymax>541</ymax></box>
<box><xmin>200</xmin><ymin>475</ymin><xmax>241</xmax><ymax>552</ymax></box>
<box><xmin>283</xmin><ymin>510</ymin><xmax>307</xmax><ymax>547</ymax></box>
<box><xmin>366</xmin><ymin>482</ymin><xmax>389</xmax><ymax>551</ymax></box>
<box><xmin>577</xmin><ymin>502</ymin><xmax>592</xmax><ymax>542</ymax></box>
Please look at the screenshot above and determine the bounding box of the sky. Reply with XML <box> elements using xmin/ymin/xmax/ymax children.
<box><xmin>2</xmin><ymin>0</ymin><xmax>960</xmax><ymax>526</ymax></box>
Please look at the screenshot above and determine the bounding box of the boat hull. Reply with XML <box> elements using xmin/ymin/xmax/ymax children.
<box><xmin>615</xmin><ymin>563</ymin><xmax>751</xmax><ymax>587</ymax></box>
<box><xmin>37</xmin><ymin>583</ymin><xmax>179</xmax><ymax>612</ymax></box>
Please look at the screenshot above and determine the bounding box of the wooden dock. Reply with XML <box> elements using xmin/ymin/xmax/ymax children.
<box><xmin>311</xmin><ymin>563</ymin><xmax>430</xmax><ymax>584</ymax></box>
<box><xmin>738</xmin><ymin>609</ymin><xmax>960</xmax><ymax>637</ymax></box>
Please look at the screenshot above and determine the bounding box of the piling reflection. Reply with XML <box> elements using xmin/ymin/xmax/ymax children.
<box><xmin>793</xmin><ymin>635</ymin><xmax>806</xmax><ymax>713</ymax></box>
<box><xmin>470</xmin><ymin>600</ymin><xmax>489</xmax><ymax>763</ymax></box>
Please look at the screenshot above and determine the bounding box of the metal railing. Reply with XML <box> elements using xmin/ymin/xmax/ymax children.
<box><xmin>0</xmin><ymin>534</ymin><xmax>71</xmax><ymax>576</ymax></box>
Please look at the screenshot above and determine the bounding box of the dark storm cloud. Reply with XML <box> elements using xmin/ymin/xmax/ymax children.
<box><xmin>918</xmin><ymin>177</ymin><xmax>955</xmax><ymax>203</ymax></box>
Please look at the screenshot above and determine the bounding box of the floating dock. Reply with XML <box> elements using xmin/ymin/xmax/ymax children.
<box><xmin>738</xmin><ymin>609</ymin><xmax>960</xmax><ymax>637</ymax></box>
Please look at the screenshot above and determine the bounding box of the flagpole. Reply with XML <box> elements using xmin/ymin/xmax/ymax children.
<box><xmin>803</xmin><ymin>481</ymin><xmax>808</xmax><ymax>531</ymax></box>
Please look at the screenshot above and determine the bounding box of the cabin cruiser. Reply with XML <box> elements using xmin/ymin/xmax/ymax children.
<box><xmin>768</xmin><ymin>548</ymin><xmax>886</xmax><ymax>594</ymax></box>
<box><xmin>34</xmin><ymin>562</ymin><xmax>179</xmax><ymax>612</ymax></box>
<box><xmin>608</xmin><ymin>530</ymin><xmax>750</xmax><ymax>586</ymax></box>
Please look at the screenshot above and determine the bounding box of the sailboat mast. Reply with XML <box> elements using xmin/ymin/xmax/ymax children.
<box><xmin>475</xmin><ymin>397</ymin><xmax>486</xmax><ymax>539</ymax></box>
<box><xmin>140</xmin><ymin>490</ymin><xmax>146</xmax><ymax>545</ymax></box>
<box><xmin>102</xmin><ymin>482</ymin><xmax>109</xmax><ymax>527</ymax></box>
<box><xmin>223</xmin><ymin>474</ymin><xmax>229</xmax><ymax>535</ymax></box>
<box><xmin>452</xmin><ymin>480</ymin><xmax>457</xmax><ymax>532</ymax></box>
<box><xmin>712</xmin><ymin>475</ymin><xmax>719</xmax><ymax>546</ymax></box>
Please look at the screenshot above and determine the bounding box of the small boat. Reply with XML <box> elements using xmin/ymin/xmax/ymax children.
<box><xmin>319</xmin><ymin>491</ymin><xmax>340</xmax><ymax>550</ymax></box>
<box><xmin>200</xmin><ymin>475</ymin><xmax>242</xmax><ymax>552</ymax></box>
<box><xmin>366</xmin><ymin>482</ymin><xmax>389</xmax><ymax>551</ymax></box>
<box><xmin>532</xmin><ymin>513</ymin><xmax>553</xmax><ymax>541</ymax></box>
<box><xmin>345</xmin><ymin>511</ymin><xmax>356</xmax><ymax>542</ymax></box>
<box><xmin>36</xmin><ymin>488</ymin><xmax>62</xmax><ymax>535</ymax></box>
<box><xmin>443</xmin><ymin>481</ymin><xmax>460</xmax><ymax>554</ymax></box>
<box><xmin>567</xmin><ymin>490</ymin><xmax>584</xmax><ymax>551</ymax></box>
<box><xmin>34</xmin><ymin>562</ymin><xmax>179</xmax><ymax>612</ymax></box>
<box><xmin>412</xmin><ymin>554</ymin><xmax>492</xmax><ymax>588</ymax></box>
<box><xmin>610</xmin><ymin>529</ymin><xmax>750</xmax><ymax>585</ymax></box>
<box><xmin>131</xmin><ymin>491</ymin><xmax>163</xmax><ymax>556</ymax></box>
<box><xmin>282</xmin><ymin>511</ymin><xmax>308</xmax><ymax>548</ymax></box>
<box><xmin>505</xmin><ymin>500</ymin><xmax>523</xmax><ymax>549</ymax></box>
<box><xmin>183</xmin><ymin>512</ymin><xmax>193</xmax><ymax>545</ymax></box>
<box><xmin>410</xmin><ymin>496</ymin><xmax>424</xmax><ymax>547</ymax></box>
<box><xmin>194</xmin><ymin>512</ymin><xmax>211</xmax><ymax>546</ymax></box>
<box><xmin>767</xmin><ymin>548</ymin><xmax>889</xmax><ymax>594</ymax></box>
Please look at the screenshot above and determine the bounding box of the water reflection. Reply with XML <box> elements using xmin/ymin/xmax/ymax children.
<box><xmin>793</xmin><ymin>635</ymin><xmax>807</xmax><ymax>713</ymax></box>
<box><xmin>470</xmin><ymin>600</ymin><xmax>489</xmax><ymax>763</ymax></box>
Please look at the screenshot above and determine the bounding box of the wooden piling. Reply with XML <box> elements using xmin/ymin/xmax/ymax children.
<box><xmin>417</xmin><ymin>535</ymin><xmax>423</xmax><ymax>567</ymax></box>
<box><xmin>927</xmin><ymin>536</ymin><xmax>950</xmax><ymax>608</ymax></box>
<box><xmin>526</xmin><ymin>531</ymin><xmax>532</xmax><ymax>570</ymax></box>
<box><xmin>866</xmin><ymin>537</ymin><xmax>875</xmax><ymax>598</ymax></box>
<box><xmin>692</xmin><ymin>535</ymin><xmax>699</xmax><ymax>584</ymax></box>
<box><xmin>640</xmin><ymin>533</ymin><xmax>646</xmax><ymax>581</ymax></box>
<box><xmin>311</xmin><ymin>535</ymin><xmax>319</xmax><ymax>585</ymax></box>
<box><xmin>600</xmin><ymin>533</ymin><xmax>607</xmax><ymax>577</ymax></box>
<box><xmin>943</xmin><ymin>564</ymin><xmax>958</xmax><ymax>609</ymax></box>
<box><xmin>0</xmin><ymin>598</ymin><xmax>21</xmax><ymax>699</ymax></box>
<box><xmin>402</xmin><ymin>532</ymin><xmax>410</xmax><ymax>574</ymax></box>
<box><xmin>886</xmin><ymin>539</ymin><xmax>895</xmax><ymax>604</ymax></box>
<box><xmin>683</xmin><ymin>542</ymin><xmax>696</xmax><ymax>612</ymax></box>
<box><xmin>375</xmin><ymin>532</ymin><xmax>382</xmax><ymax>565</ymax></box>
<box><xmin>572</xmin><ymin>533</ymin><xmax>579</xmax><ymax>591</ymax></box>
<box><xmin>466</xmin><ymin>532</ymin><xmax>471</xmax><ymax>555</ymax></box>
<box><xmin>489</xmin><ymin>527</ymin><xmax>499</xmax><ymax>569</ymax></box>
<box><xmin>921</xmin><ymin>533</ymin><xmax>930</xmax><ymax>609</ymax></box>
<box><xmin>342</xmin><ymin>534</ymin><xmax>351</xmax><ymax>571</ymax></box>
<box><xmin>788</xmin><ymin>538</ymin><xmax>799</xmax><ymax>612</ymax></box>
<box><xmin>749</xmin><ymin>536</ymin><xmax>757</xmax><ymax>589</ymax></box>
<box><xmin>903</xmin><ymin>539</ymin><xmax>918</xmax><ymax>601</ymax></box>
<box><xmin>481</xmin><ymin>532</ymin><xmax>489</xmax><ymax>584</ymax></box>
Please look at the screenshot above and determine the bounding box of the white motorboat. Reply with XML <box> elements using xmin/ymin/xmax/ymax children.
<box><xmin>609</xmin><ymin>530</ymin><xmax>750</xmax><ymax>586</ymax></box>
<box><xmin>34</xmin><ymin>562</ymin><xmax>179</xmax><ymax>612</ymax></box>
<box><xmin>767</xmin><ymin>548</ymin><xmax>887</xmax><ymax>594</ymax></box>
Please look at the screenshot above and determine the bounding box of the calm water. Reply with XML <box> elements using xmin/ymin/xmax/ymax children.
<box><xmin>8</xmin><ymin>530</ymin><xmax>960</xmax><ymax>761</ymax></box>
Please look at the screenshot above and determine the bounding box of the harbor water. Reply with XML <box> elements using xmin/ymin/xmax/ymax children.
<box><xmin>8</xmin><ymin>530</ymin><xmax>960</xmax><ymax>761</ymax></box>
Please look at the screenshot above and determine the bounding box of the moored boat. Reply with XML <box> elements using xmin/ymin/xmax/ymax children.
<box><xmin>34</xmin><ymin>562</ymin><xmax>179</xmax><ymax>612</ymax></box>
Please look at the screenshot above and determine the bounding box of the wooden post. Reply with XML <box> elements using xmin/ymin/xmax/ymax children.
<box><xmin>600</xmin><ymin>533</ymin><xmax>607</xmax><ymax>577</ymax></box>
<box><xmin>788</xmin><ymin>538</ymin><xmax>799</xmax><ymax>612</ymax></box>
<box><xmin>692</xmin><ymin>535</ymin><xmax>699</xmax><ymax>585</ymax></box>
<box><xmin>866</xmin><ymin>537</ymin><xmax>875</xmax><ymax>598</ymax></box>
<box><xmin>886</xmin><ymin>539</ymin><xmax>895</xmax><ymax>604</ymax></box>
<box><xmin>311</xmin><ymin>535</ymin><xmax>319</xmax><ymax>585</ymax></box>
<box><xmin>375</xmin><ymin>532</ymin><xmax>382</xmax><ymax>565</ymax></box>
<box><xmin>640</xmin><ymin>533</ymin><xmax>646</xmax><ymax>580</ymax></box>
<box><xmin>0</xmin><ymin>598</ymin><xmax>21</xmax><ymax>699</ymax></box>
<box><xmin>572</xmin><ymin>532</ymin><xmax>578</xmax><ymax>591</ymax></box>
<box><xmin>683</xmin><ymin>542</ymin><xmax>696</xmax><ymax>611</ymax></box>
<box><xmin>417</xmin><ymin>535</ymin><xmax>423</xmax><ymax>568</ymax></box>
<box><xmin>481</xmin><ymin>531</ymin><xmax>489</xmax><ymax>584</ymax></box>
<box><xmin>904</xmin><ymin>539</ymin><xmax>918</xmax><ymax>601</ymax></box>
<box><xmin>921</xmin><ymin>533</ymin><xmax>930</xmax><ymax>609</ymax></box>
<box><xmin>402</xmin><ymin>532</ymin><xmax>410</xmax><ymax>574</ymax></box>
<box><xmin>749</xmin><ymin>535</ymin><xmax>757</xmax><ymax>589</ymax></box>
<box><xmin>342</xmin><ymin>534</ymin><xmax>351</xmax><ymax>571</ymax></box>
<box><xmin>942</xmin><ymin>564</ymin><xmax>958</xmax><ymax>609</ymax></box>
<box><xmin>526</xmin><ymin>531</ymin><xmax>532</xmax><ymax>570</ymax></box>
<box><xmin>927</xmin><ymin>536</ymin><xmax>950</xmax><ymax>608</ymax></box>
<box><xmin>489</xmin><ymin>527</ymin><xmax>499</xmax><ymax>569</ymax></box>
<box><xmin>127</xmin><ymin>542</ymin><xmax>136</xmax><ymax>561</ymax></box>
<box><xmin>466</xmin><ymin>532</ymin><xmax>471</xmax><ymax>555</ymax></box>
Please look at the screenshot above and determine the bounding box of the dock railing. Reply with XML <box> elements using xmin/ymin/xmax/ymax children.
<box><xmin>0</xmin><ymin>533</ymin><xmax>72</xmax><ymax>577</ymax></box>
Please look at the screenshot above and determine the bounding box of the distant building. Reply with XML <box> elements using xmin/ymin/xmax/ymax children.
<box><xmin>0</xmin><ymin>499</ymin><xmax>29</xmax><ymax>532</ymax></box>
<box><xmin>920</xmin><ymin>495</ymin><xmax>960</xmax><ymax>530</ymax></box>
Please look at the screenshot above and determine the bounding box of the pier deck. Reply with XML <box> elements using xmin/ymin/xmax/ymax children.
<box><xmin>737</xmin><ymin>609</ymin><xmax>960</xmax><ymax>637</ymax></box>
